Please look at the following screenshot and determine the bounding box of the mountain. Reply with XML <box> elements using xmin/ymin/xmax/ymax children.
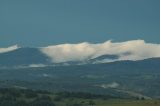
<box><xmin>0</xmin><ymin>57</ymin><xmax>160</xmax><ymax>98</ymax></box>
<box><xmin>1</xmin><ymin>40</ymin><xmax>160</xmax><ymax>67</ymax></box>
<box><xmin>0</xmin><ymin>47</ymin><xmax>121</xmax><ymax>67</ymax></box>
<box><xmin>0</xmin><ymin>48</ymin><xmax>52</xmax><ymax>67</ymax></box>
<box><xmin>0</xmin><ymin>46</ymin><xmax>160</xmax><ymax>68</ymax></box>
<box><xmin>88</xmin><ymin>54</ymin><xmax>119</xmax><ymax>63</ymax></box>
<box><xmin>1</xmin><ymin>44</ymin><xmax>160</xmax><ymax>98</ymax></box>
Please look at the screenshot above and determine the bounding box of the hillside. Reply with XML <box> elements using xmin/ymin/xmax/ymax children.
<box><xmin>0</xmin><ymin>88</ymin><xmax>160</xmax><ymax>106</ymax></box>
<box><xmin>0</xmin><ymin>58</ymin><xmax>160</xmax><ymax>99</ymax></box>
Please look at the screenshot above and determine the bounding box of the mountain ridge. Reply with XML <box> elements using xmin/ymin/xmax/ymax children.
<box><xmin>1</xmin><ymin>46</ymin><xmax>160</xmax><ymax>68</ymax></box>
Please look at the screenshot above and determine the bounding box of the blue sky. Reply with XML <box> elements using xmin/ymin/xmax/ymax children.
<box><xmin>0</xmin><ymin>0</ymin><xmax>160</xmax><ymax>47</ymax></box>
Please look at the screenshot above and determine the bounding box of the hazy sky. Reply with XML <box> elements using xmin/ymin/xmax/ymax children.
<box><xmin>0</xmin><ymin>0</ymin><xmax>160</xmax><ymax>47</ymax></box>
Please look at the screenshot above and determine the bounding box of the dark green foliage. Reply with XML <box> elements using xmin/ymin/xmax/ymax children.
<box><xmin>56</xmin><ymin>92</ymin><xmax>113</xmax><ymax>99</ymax></box>
<box><xmin>0</xmin><ymin>88</ymin><xmax>118</xmax><ymax>106</ymax></box>
<box><xmin>54</xmin><ymin>95</ymin><xmax>63</xmax><ymax>101</ymax></box>
<box><xmin>88</xmin><ymin>100</ymin><xmax>96</xmax><ymax>106</ymax></box>
<box><xmin>0</xmin><ymin>88</ymin><xmax>21</xmax><ymax>97</ymax></box>
<box><xmin>31</xmin><ymin>99</ymin><xmax>55</xmax><ymax>106</ymax></box>
<box><xmin>24</xmin><ymin>89</ymin><xmax>38</xmax><ymax>98</ymax></box>
<box><xmin>65</xmin><ymin>103</ymin><xmax>83</xmax><ymax>106</ymax></box>
<box><xmin>0</xmin><ymin>88</ymin><xmax>159</xmax><ymax>106</ymax></box>
<box><xmin>0</xmin><ymin>88</ymin><xmax>55</xmax><ymax>106</ymax></box>
<box><xmin>36</xmin><ymin>95</ymin><xmax>52</xmax><ymax>101</ymax></box>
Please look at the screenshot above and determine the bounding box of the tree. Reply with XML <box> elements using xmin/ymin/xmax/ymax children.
<box><xmin>88</xmin><ymin>100</ymin><xmax>96</xmax><ymax>106</ymax></box>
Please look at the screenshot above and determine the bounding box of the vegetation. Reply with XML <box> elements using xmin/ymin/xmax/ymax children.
<box><xmin>1</xmin><ymin>58</ymin><xmax>160</xmax><ymax>98</ymax></box>
<box><xmin>0</xmin><ymin>88</ymin><xmax>160</xmax><ymax>106</ymax></box>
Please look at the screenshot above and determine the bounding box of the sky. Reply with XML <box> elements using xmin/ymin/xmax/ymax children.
<box><xmin>0</xmin><ymin>0</ymin><xmax>160</xmax><ymax>47</ymax></box>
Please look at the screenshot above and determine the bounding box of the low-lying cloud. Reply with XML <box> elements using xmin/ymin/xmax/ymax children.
<box><xmin>40</xmin><ymin>40</ymin><xmax>160</xmax><ymax>63</ymax></box>
<box><xmin>100</xmin><ymin>82</ymin><xmax>119</xmax><ymax>89</ymax></box>
<box><xmin>28</xmin><ymin>64</ymin><xmax>47</xmax><ymax>68</ymax></box>
<box><xmin>0</xmin><ymin>45</ymin><xmax>19</xmax><ymax>53</ymax></box>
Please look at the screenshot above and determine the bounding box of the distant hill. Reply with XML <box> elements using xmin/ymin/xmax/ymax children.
<box><xmin>0</xmin><ymin>57</ymin><xmax>160</xmax><ymax>98</ymax></box>
<box><xmin>0</xmin><ymin>48</ymin><xmax>52</xmax><ymax>67</ymax></box>
<box><xmin>0</xmin><ymin>47</ymin><xmax>120</xmax><ymax>67</ymax></box>
<box><xmin>1</xmin><ymin>46</ymin><xmax>159</xmax><ymax>68</ymax></box>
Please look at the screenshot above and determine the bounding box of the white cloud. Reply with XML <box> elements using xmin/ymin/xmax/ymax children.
<box><xmin>28</xmin><ymin>64</ymin><xmax>47</xmax><ymax>68</ymax></box>
<box><xmin>100</xmin><ymin>82</ymin><xmax>119</xmax><ymax>89</ymax></box>
<box><xmin>39</xmin><ymin>40</ymin><xmax>160</xmax><ymax>63</ymax></box>
<box><xmin>0</xmin><ymin>45</ymin><xmax>19</xmax><ymax>53</ymax></box>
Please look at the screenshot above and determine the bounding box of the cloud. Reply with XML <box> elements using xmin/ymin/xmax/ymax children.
<box><xmin>0</xmin><ymin>45</ymin><xmax>19</xmax><ymax>53</ymax></box>
<box><xmin>28</xmin><ymin>64</ymin><xmax>47</xmax><ymax>68</ymax></box>
<box><xmin>100</xmin><ymin>82</ymin><xmax>119</xmax><ymax>89</ymax></box>
<box><xmin>39</xmin><ymin>40</ymin><xmax>160</xmax><ymax>63</ymax></box>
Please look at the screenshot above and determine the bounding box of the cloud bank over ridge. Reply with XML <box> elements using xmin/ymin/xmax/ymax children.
<box><xmin>0</xmin><ymin>45</ymin><xmax>19</xmax><ymax>53</ymax></box>
<box><xmin>40</xmin><ymin>40</ymin><xmax>160</xmax><ymax>63</ymax></box>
